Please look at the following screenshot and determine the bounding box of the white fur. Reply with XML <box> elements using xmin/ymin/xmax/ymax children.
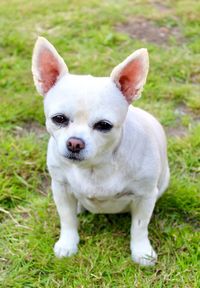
<box><xmin>32</xmin><ymin>38</ymin><xmax>170</xmax><ymax>266</ymax></box>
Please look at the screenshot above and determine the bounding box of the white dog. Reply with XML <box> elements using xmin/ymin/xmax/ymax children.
<box><xmin>32</xmin><ymin>37</ymin><xmax>169</xmax><ymax>266</ymax></box>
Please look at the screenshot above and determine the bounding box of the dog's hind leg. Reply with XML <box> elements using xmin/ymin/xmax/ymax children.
<box><xmin>157</xmin><ymin>164</ymin><xmax>170</xmax><ymax>199</ymax></box>
<box><xmin>130</xmin><ymin>188</ymin><xmax>158</xmax><ymax>266</ymax></box>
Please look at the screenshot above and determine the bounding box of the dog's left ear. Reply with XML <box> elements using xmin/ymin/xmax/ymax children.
<box><xmin>32</xmin><ymin>37</ymin><xmax>68</xmax><ymax>96</ymax></box>
<box><xmin>110</xmin><ymin>49</ymin><xmax>149</xmax><ymax>103</ymax></box>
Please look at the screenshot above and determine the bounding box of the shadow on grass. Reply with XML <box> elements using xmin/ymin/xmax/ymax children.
<box><xmin>79</xmin><ymin>212</ymin><xmax>131</xmax><ymax>236</ymax></box>
<box><xmin>78</xmin><ymin>189</ymin><xmax>199</xmax><ymax>240</ymax></box>
<box><xmin>155</xmin><ymin>192</ymin><xmax>199</xmax><ymax>230</ymax></box>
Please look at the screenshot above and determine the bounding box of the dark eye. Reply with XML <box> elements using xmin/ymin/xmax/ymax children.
<box><xmin>93</xmin><ymin>120</ymin><xmax>113</xmax><ymax>132</ymax></box>
<box><xmin>51</xmin><ymin>114</ymin><xmax>69</xmax><ymax>126</ymax></box>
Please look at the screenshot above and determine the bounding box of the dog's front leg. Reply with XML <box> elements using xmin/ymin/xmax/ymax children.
<box><xmin>52</xmin><ymin>179</ymin><xmax>79</xmax><ymax>258</ymax></box>
<box><xmin>130</xmin><ymin>190</ymin><xmax>158</xmax><ymax>266</ymax></box>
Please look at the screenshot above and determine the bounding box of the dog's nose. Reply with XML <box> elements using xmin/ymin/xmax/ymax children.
<box><xmin>67</xmin><ymin>137</ymin><xmax>85</xmax><ymax>153</ymax></box>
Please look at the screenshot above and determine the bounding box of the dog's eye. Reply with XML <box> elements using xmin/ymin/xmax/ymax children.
<box><xmin>51</xmin><ymin>114</ymin><xmax>69</xmax><ymax>126</ymax></box>
<box><xmin>93</xmin><ymin>120</ymin><xmax>113</xmax><ymax>132</ymax></box>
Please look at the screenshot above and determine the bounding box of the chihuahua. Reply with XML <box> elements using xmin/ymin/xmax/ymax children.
<box><xmin>32</xmin><ymin>37</ymin><xmax>169</xmax><ymax>266</ymax></box>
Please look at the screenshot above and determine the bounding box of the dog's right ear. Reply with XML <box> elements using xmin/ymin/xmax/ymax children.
<box><xmin>32</xmin><ymin>37</ymin><xmax>68</xmax><ymax>96</ymax></box>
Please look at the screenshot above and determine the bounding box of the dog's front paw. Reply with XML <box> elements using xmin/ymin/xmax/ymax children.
<box><xmin>54</xmin><ymin>236</ymin><xmax>79</xmax><ymax>258</ymax></box>
<box><xmin>131</xmin><ymin>240</ymin><xmax>157</xmax><ymax>266</ymax></box>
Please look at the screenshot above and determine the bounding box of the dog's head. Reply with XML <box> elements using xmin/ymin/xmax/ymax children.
<box><xmin>32</xmin><ymin>37</ymin><xmax>149</xmax><ymax>165</ymax></box>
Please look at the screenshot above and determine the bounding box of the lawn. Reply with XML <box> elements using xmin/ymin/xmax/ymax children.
<box><xmin>0</xmin><ymin>0</ymin><xmax>199</xmax><ymax>287</ymax></box>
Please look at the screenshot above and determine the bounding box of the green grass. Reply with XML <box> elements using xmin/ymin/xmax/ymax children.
<box><xmin>0</xmin><ymin>0</ymin><xmax>199</xmax><ymax>287</ymax></box>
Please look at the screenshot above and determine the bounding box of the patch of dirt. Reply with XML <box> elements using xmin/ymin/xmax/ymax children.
<box><xmin>14</xmin><ymin>122</ymin><xmax>47</xmax><ymax>139</ymax></box>
<box><xmin>116</xmin><ymin>18</ymin><xmax>184</xmax><ymax>46</ymax></box>
<box><xmin>165</xmin><ymin>126</ymin><xmax>188</xmax><ymax>138</ymax></box>
<box><xmin>190</xmin><ymin>70</ymin><xmax>200</xmax><ymax>84</ymax></box>
<box><xmin>21</xmin><ymin>212</ymin><xmax>30</xmax><ymax>219</ymax></box>
<box><xmin>174</xmin><ymin>103</ymin><xmax>200</xmax><ymax>122</ymax></box>
<box><xmin>150</xmin><ymin>0</ymin><xmax>171</xmax><ymax>12</ymax></box>
<box><xmin>37</xmin><ymin>174</ymin><xmax>51</xmax><ymax>196</ymax></box>
<box><xmin>184</xmin><ymin>215</ymin><xmax>200</xmax><ymax>231</ymax></box>
<box><xmin>35</xmin><ymin>24</ymin><xmax>60</xmax><ymax>36</ymax></box>
<box><xmin>165</xmin><ymin>103</ymin><xmax>200</xmax><ymax>138</ymax></box>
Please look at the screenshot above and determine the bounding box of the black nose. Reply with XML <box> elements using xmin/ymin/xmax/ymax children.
<box><xmin>67</xmin><ymin>137</ymin><xmax>85</xmax><ymax>153</ymax></box>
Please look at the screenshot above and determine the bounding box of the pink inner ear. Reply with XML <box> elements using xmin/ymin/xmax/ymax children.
<box><xmin>119</xmin><ymin>59</ymin><xmax>142</xmax><ymax>103</ymax></box>
<box><xmin>39</xmin><ymin>49</ymin><xmax>60</xmax><ymax>94</ymax></box>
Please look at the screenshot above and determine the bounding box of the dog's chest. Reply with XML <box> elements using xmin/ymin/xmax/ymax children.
<box><xmin>66</xmin><ymin>165</ymin><xmax>133</xmax><ymax>213</ymax></box>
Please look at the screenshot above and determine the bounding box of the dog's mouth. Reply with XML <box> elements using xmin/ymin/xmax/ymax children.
<box><xmin>64</xmin><ymin>153</ymin><xmax>85</xmax><ymax>162</ymax></box>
